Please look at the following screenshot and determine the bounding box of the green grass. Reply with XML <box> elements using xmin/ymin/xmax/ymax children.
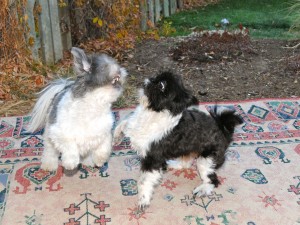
<box><xmin>289</xmin><ymin>0</ymin><xmax>300</xmax><ymax>31</ymax></box>
<box><xmin>161</xmin><ymin>0</ymin><xmax>300</xmax><ymax>39</ymax></box>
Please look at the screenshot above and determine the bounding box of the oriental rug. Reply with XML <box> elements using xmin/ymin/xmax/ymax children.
<box><xmin>0</xmin><ymin>98</ymin><xmax>299</xmax><ymax>225</ymax></box>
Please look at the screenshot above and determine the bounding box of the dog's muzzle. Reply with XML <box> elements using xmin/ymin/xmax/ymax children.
<box><xmin>112</xmin><ymin>75</ymin><xmax>122</xmax><ymax>88</ymax></box>
<box><xmin>112</xmin><ymin>75</ymin><xmax>120</xmax><ymax>84</ymax></box>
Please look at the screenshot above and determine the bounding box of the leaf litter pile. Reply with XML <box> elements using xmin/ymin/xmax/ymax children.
<box><xmin>171</xmin><ymin>30</ymin><xmax>256</xmax><ymax>63</ymax></box>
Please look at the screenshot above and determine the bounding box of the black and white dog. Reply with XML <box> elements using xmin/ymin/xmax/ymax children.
<box><xmin>27</xmin><ymin>47</ymin><xmax>127</xmax><ymax>171</ymax></box>
<box><xmin>114</xmin><ymin>71</ymin><xmax>243</xmax><ymax>210</ymax></box>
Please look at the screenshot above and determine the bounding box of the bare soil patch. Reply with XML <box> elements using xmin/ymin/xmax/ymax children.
<box><xmin>122</xmin><ymin>33</ymin><xmax>299</xmax><ymax>107</ymax></box>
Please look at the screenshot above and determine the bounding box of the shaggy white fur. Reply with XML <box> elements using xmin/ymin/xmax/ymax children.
<box><xmin>28</xmin><ymin>47</ymin><xmax>127</xmax><ymax>171</ymax></box>
<box><xmin>41</xmin><ymin>87</ymin><xmax>118</xmax><ymax>171</ymax></box>
<box><xmin>114</xmin><ymin>90</ymin><xmax>182</xmax><ymax>157</ymax></box>
<box><xmin>28</xmin><ymin>79</ymin><xmax>74</xmax><ymax>132</ymax></box>
<box><xmin>138</xmin><ymin>170</ymin><xmax>162</xmax><ymax>210</ymax></box>
<box><xmin>193</xmin><ymin>157</ymin><xmax>216</xmax><ymax>197</ymax></box>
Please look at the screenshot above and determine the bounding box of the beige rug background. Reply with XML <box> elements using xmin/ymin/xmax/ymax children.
<box><xmin>0</xmin><ymin>98</ymin><xmax>299</xmax><ymax>225</ymax></box>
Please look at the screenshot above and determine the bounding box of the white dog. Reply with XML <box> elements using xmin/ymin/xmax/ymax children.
<box><xmin>27</xmin><ymin>47</ymin><xmax>127</xmax><ymax>171</ymax></box>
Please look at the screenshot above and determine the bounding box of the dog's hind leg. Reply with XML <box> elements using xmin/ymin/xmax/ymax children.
<box><xmin>138</xmin><ymin>170</ymin><xmax>162</xmax><ymax>211</ymax></box>
<box><xmin>41</xmin><ymin>137</ymin><xmax>60</xmax><ymax>171</ymax></box>
<box><xmin>92</xmin><ymin>135</ymin><xmax>112</xmax><ymax>168</ymax></box>
<box><xmin>193</xmin><ymin>157</ymin><xmax>220</xmax><ymax>197</ymax></box>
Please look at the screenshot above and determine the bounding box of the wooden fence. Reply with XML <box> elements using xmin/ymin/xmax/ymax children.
<box><xmin>25</xmin><ymin>0</ymin><xmax>72</xmax><ymax>64</ymax></box>
<box><xmin>25</xmin><ymin>0</ymin><xmax>182</xmax><ymax>64</ymax></box>
<box><xmin>140</xmin><ymin>0</ymin><xmax>183</xmax><ymax>31</ymax></box>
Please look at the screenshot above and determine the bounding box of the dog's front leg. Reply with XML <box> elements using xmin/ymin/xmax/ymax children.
<box><xmin>61</xmin><ymin>142</ymin><xmax>80</xmax><ymax>170</ymax></box>
<box><xmin>113</xmin><ymin>119</ymin><xmax>128</xmax><ymax>146</ymax></box>
<box><xmin>92</xmin><ymin>134</ymin><xmax>112</xmax><ymax>167</ymax></box>
<box><xmin>138</xmin><ymin>169</ymin><xmax>162</xmax><ymax>211</ymax></box>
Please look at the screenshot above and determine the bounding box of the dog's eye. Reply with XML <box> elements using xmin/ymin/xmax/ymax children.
<box><xmin>159</xmin><ymin>81</ymin><xmax>166</xmax><ymax>92</ymax></box>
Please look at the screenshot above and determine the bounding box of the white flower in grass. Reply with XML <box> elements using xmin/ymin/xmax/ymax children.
<box><xmin>221</xmin><ymin>18</ymin><xmax>230</xmax><ymax>25</ymax></box>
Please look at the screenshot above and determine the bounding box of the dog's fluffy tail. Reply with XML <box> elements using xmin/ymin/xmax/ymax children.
<box><xmin>27</xmin><ymin>79</ymin><xmax>73</xmax><ymax>132</ymax></box>
<box><xmin>210</xmin><ymin>106</ymin><xmax>243</xmax><ymax>136</ymax></box>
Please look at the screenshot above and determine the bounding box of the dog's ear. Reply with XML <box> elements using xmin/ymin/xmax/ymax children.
<box><xmin>71</xmin><ymin>47</ymin><xmax>91</xmax><ymax>74</ymax></box>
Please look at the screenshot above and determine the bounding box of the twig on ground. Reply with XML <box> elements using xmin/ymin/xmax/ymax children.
<box><xmin>282</xmin><ymin>42</ymin><xmax>300</xmax><ymax>49</ymax></box>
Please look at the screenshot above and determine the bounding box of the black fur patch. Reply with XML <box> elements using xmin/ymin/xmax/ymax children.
<box><xmin>140</xmin><ymin>71</ymin><xmax>243</xmax><ymax>189</ymax></box>
<box><xmin>144</xmin><ymin>71</ymin><xmax>198</xmax><ymax>116</ymax></box>
<box><xmin>209</xmin><ymin>106</ymin><xmax>244</xmax><ymax>137</ymax></box>
<box><xmin>141</xmin><ymin>109</ymin><xmax>230</xmax><ymax>172</ymax></box>
<box><xmin>208</xmin><ymin>173</ymin><xmax>220</xmax><ymax>187</ymax></box>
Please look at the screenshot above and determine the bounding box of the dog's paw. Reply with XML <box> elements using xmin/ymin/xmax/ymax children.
<box><xmin>112</xmin><ymin>132</ymin><xmax>125</xmax><ymax>146</ymax></box>
<box><xmin>138</xmin><ymin>198</ymin><xmax>150</xmax><ymax>212</ymax></box>
<box><xmin>138</xmin><ymin>203</ymin><xmax>149</xmax><ymax>212</ymax></box>
<box><xmin>113</xmin><ymin>120</ymin><xmax>127</xmax><ymax>146</ymax></box>
<box><xmin>138</xmin><ymin>194</ymin><xmax>151</xmax><ymax>212</ymax></box>
<box><xmin>192</xmin><ymin>183</ymin><xmax>214</xmax><ymax>198</ymax></box>
<box><xmin>62</xmin><ymin>160</ymin><xmax>79</xmax><ymax>171</ymax></box>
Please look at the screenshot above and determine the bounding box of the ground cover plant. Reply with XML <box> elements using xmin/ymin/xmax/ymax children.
<box><xmin>162</xmin><ymin>0</ymin><xmax>298</xmax><ymax>39</ymax></box>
